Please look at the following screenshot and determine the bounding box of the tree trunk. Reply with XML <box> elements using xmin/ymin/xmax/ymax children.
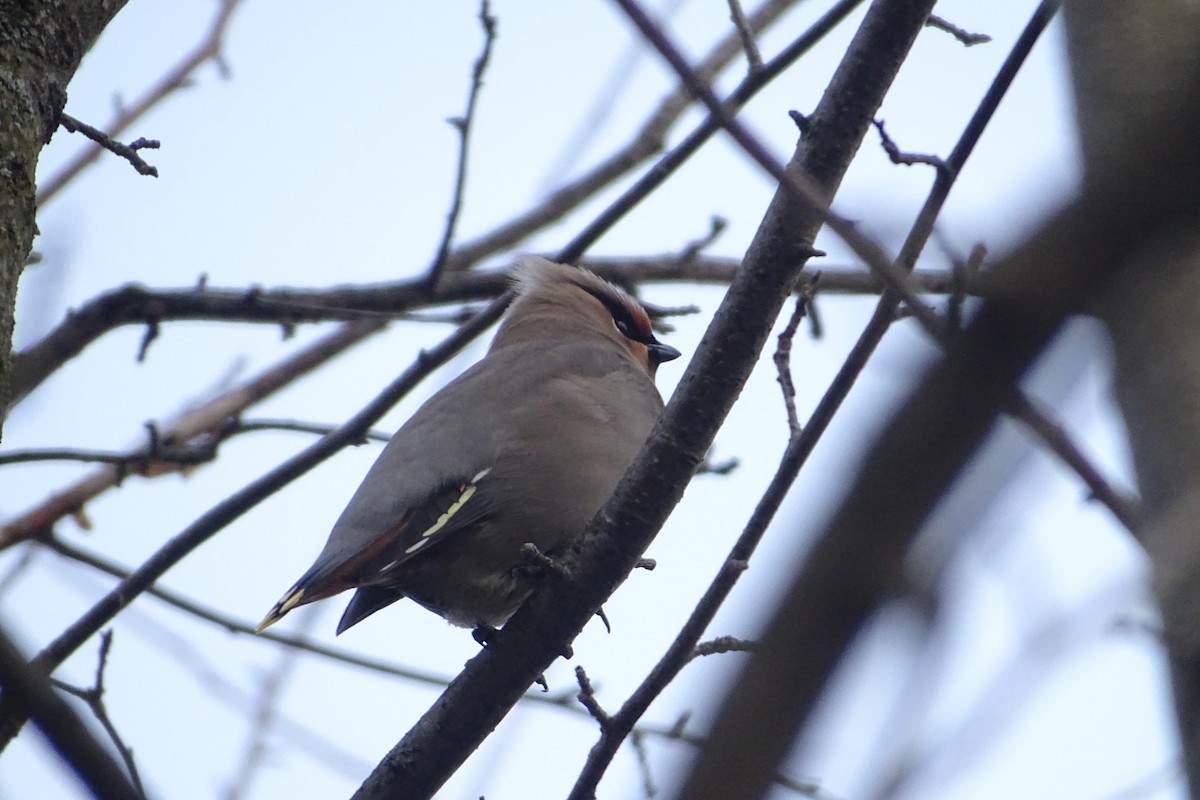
<box><xmin>0</xmin><ymin>0</ymin><xmax>127</xmax><ymax>438</ymax></box>
<box><xmin>1065</xmin><ymin>0</ymin><xmax>1200</xmax><ymax>791</ymax></box>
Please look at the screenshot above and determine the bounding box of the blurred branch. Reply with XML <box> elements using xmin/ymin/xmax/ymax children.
<box><xmin>0</xmin><ymin>319</ymin><xmax>385</xmax><ymax>549</ymax></box>
<box><xmin>0</xmin><ymin>623</ymin><xmax>141</xmax><ymax>800</ymax></box>
<box><xmin>664</xmin><ymin>0</ymin><xmax>1136</xmax><ymax>530</ymax></box>
<box><xmin>726</xmin><ymin>0</ymin><xmax>764</xmax><ymax>72</ymax></box>
<box><xmin>40</xmin><ymin>533</ymin><xmax>463</xmax><ymax>691</ymax></box>
<box><xmin>50</xmin><ymin>631</ymin><xmax>146</xmax><ymax>799</ymax></box>
<box><xmin>36</xmin><ymin>0</ymin><xmax>245</xmax><ymax>205</ymax></box>
<box><xmin>868</xmin><ymin>579</ymin><xmax>1147</xmax><ymax>800</ymax></box>
<box><xmin>1066</xmin><ymin>0</ymin><xmax>1200</xmax><ymax>788</ymax></box>
<box><xmin>222</xmin><ymin>607</ymin><xmax>316</xmax><ymax>800</ymax></box>
<box><xmin>679</xmin><ymin>4</ymin><xmax>1200</xmax><ymax>795</ymax></box>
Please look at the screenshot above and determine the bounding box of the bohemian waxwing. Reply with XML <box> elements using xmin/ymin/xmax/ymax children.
<box><xmin>256</xmin><ymin>256</ymin><xmax>680</xmax><ymax>636</ymax></box>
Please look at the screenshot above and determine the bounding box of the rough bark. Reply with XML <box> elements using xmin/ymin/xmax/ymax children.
<box><xmin>0</xmin><ymin>0</ymin><xmax>128</xmax><ymax>440</ymax></box>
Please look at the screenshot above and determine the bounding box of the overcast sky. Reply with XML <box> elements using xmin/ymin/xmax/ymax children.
<box><xmin>2</xmin><ymin>2</ymin><xmax>1180</xmax><ymax>799</ymax></box>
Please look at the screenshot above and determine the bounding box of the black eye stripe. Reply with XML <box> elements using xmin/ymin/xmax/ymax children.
<box><xmin>575</xmin><ymin>283</ymin><xmax>654</xmax><ymax>344</ymax></box>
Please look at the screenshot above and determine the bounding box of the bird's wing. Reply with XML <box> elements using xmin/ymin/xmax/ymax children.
<box><xmin>255</xmin><ymin>341</ymin><xmax>648</xmax><ymax>633</ymax></box>
<box><xmin>256</xmin><ymin>463</ymin><xmax>496</xmax><ymax>631</ymax></box>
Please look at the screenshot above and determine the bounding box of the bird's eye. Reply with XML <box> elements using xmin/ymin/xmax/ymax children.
<box><xmin>614</xmin><ymin>318</ymin><xmax>632</xmax><ymax>336</ymax></box>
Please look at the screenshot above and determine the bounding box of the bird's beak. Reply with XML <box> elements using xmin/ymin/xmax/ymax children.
<box><xmin>648</xmin><ymin>341</ymin><xmax>681</xmax><ymax>367</ymax></box>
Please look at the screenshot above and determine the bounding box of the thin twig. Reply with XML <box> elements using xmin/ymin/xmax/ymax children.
<box><xmin>234</xmin><ymin>418</ymin><xmax>392</xmax><ymax>444</ymax></box>
<box><xmin>575</xmin><ymin>666</ymin><xmax>610</xmax><ymax>727</ymax></box>
<box><xmin>12</xmin><ymin>256</ymin><xmax>987</xmax><ymax>408</ymax></box>
<box><xmin>0</xmin><ymin>298</ymin><xmax>510</xmax><ymax>752</ymax></box>
<box><xmin>690</xmin><ymin>635</ymin><xmax>756</xmax><ymax>661</ymax></box>
<box><xmin>630</xmin><ymin>730</ymin><xmax>658</xmax><ymax>798</ymax></box>
<box><xmin>0</xmin><ymin>624</ymin><xmax>141</xmax><ymax>800</ymax></box>
<box><xmin>0</xmin><ymin>418</ymin><xmax>394</xmax><ymax>469</ymax></box>
<box><xmin>39</xmin><ymin>534</ymin><xmax>460</xmax><ymax>691</ymax></box>
<box><xmin>50</xmin><ymin>632</ymin><xmax>146</xmax><ymax>799</ymax></box>
<box><xmin>926</xmin><ymin>14</ymin><xmax>993</xmax><ymax>46</ymax></box>
<box><xmin>566</xmin><ymin>5</ymin><xmax>1063</xmax><ymax>798</ymax></box>
<box><xmin>37</xmin><ymin>0</ymin><xmax>245</xmax><ymax>205</ymax></box>
<box><xmin>0</xmin><ymin>547</ymin><xmax>37</xmax><ymax>598</ymax></box>
<box><xmin>57</xmin><ymin>113</ymin><xmax>159</xmax><ymax>178</ymax></box>
<box><xmin>618</xmin><ymin>0</ymin><xmax>1130</xmax><ymax>531</ymax></box>
<box><xmin>0</xmin><ymin>443</ymin><xmax>217</xmax><ymax>468</ymax></box>
<box><xmin>677</xmin><ymin>217</ymin><xmax>729</xmax><ymax>263</ymax></box>
<box><xmin>872</xmin><ymin>119</ymin><xmax>948</xmax><ymax>171</ymax></box>
<box><xmin>726</xmin><ymin>0</ymin><xmax>764</xmax><ymax>72</ymax></box>
<box><xmin>560</xmin><ymin>0</ymin><xmax>865</xmax><ymax>261</ymax></box>
<box><xmin>773</xmin><ymin>276</ymin><xmax>818</xmax><ymax>437</ymax></box>
<box><xmin>456</xmin><ymin>0</ymin><xmax>821</xmax><ymax>269</ymax></box>
<box><xmin>0</xmin><ymin>319</ymin><xmax>385</xmax><ymax>548</ymax></box>
<box><xmin>424</xmin><ymin>0</ymin><xmax>497</xmax><ymax>294</ymax></box>
<box><xmin>15</xmin><ymin>1</ymin><xmax>839</xmax><ymax>408</ymax></box>
<box><xmin>46</xmin><ymin>565</ymin><xmax>376</xmax><ymax>778</ymax></box>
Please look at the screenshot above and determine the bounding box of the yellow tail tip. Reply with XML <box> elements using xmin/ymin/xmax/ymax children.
<box><xmin>254</xmin><ymin>588</ymin><xmax>306</xmax><ymax>634</ymax></box>
<box><xmin>253</xmin><ymin>611</ymin><xmax>280</xmax><ymax>634</ymax></box>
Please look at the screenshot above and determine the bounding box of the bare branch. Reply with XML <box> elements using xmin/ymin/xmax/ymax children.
<box><xmin>872</xmin><ymin>118</ymin><xmax>948</xmax><ymax>171</ymax></box>
<box><xmin>690</xmin><ymin>635</ymin><xmax>756</xmax><ymax>661</ymax></box>
<box><xmin>0</xmin><ymin>624</ymin><xmax>141</xmax><ymax>800</ymax></box>
<box><xmin>57</xmin><ymin>113</ymin><xmax>159</xmax><ymax>178</ymax></box>
<box><xmin>773</xmin><ymin>276</ymin><xmax>818</xmax><ymax>437</ymax></box>
<box><xmin>574</xmin><ymin>666</ymin><xmax>610</xmax><ymax>728</ymax></box>
<box><xmin>1</xmin><ymin>320</ymin><xmax>385</xmax><ymax>549</ymax></box>
<box><xmin>50</xmin><ymin>632</ymin><xmax>146</xmax><ymax>799</ymax></box>
<box><xmin>0</xmin><ymin>298</ymin><xmax>510</xmax><ymax>750</ymax></box>
<box><xmin>925</xmin><ymin>14</ymin><xmax>993</xmax><ymax>47</ymax></box>
<box><xmin>0</xmin><ymin>442</ymin><xmax>217</xmax><ymax>468</ymax></box>
<box><xmin>681</xmin><ymin>2</ymin><xmax>1200</xmax><ymax>794</ymax></box>
<box><xmin>349</xmin><ymin>0</ymin><xmax>933</xmax><ymax>795</ymax></box>
<box><xmin>560</xmin><ymin>0</ymin><xmax>865</xmax><ymax>260</ymax></box>
<box><xmin>41</xmin><ymin>535</ymin><xmax>461</xmax><ymax>691</ymax></box>
<box><xmin>37</xmin><ymin>0</ymin><xmax>245</xmax><ymax>205</ymax></box>
<box><xmin>455</xmin><ymin>0</ymin><xmax>826</xmax><ymax>267</ymax></box>
<box><xmin>1006</xmin><ymin>394</ymin><xmax>1140</xmax><ymax>529</ymax></box>
<box><xmin>223</xmin><ymin>608</ymin><xmax>317</xmax><ymax>800</ymax></box>
<box><xmin>726</xmin><ymin>0</ymin><xmax>764</xmax><ymax>72</ymax></box>
<box><xmin>11</xmin><ymin>257</ymin><xmax>986</xmax><ymax>409</ymax></box>
<box><xmin>424</xmin><ymin>0</ymin><xmax>498</xmax><ymax>293</ymax></box>
<box><xmin>234</xmin><ymin>418</ymin><xmax>392</xmax><ymax>445</ymax></box>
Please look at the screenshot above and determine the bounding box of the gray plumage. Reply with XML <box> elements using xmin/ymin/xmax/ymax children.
<box><xmin>256</xmin><ymin>256</ymin><xmax>679</xmax><ymax>635</ymax></box>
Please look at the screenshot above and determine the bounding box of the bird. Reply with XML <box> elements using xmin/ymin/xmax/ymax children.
<box><xmin>255</xmin><ymin>255</ymin><xmax>681</xmax><ymax>637</ymax></box>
